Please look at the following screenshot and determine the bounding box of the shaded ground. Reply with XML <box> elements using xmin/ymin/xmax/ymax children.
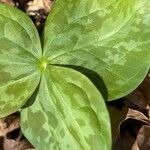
<box><xmin>111</xmin><ymin>73</ymin><xmax>150</xmax><ymax>150</ymax></box>
<box><xmin>0</xmin><ymin>0</ymin><xmax>150</xmax><ymax>150</ymax></box>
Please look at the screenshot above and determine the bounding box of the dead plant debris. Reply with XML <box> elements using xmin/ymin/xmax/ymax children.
<box><xmin>0</xmin><ymin>0</ymin><xmax>150</xmax><ymax>150</ymax></box>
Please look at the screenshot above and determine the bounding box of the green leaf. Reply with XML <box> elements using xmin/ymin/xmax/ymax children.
<box><xmin>43</xmin><ymin>0</ymin><xmax>150</xmax><ymax>100</ymax></box>
<box><xmin>0</xmin><ymin>4</ymin><xmax>41</xmax><ymax>117</ymax></box>
<box><xmin>21</xmin><ymin>66</ymin><xmax>111</xmax><ymax>150</ymax></box>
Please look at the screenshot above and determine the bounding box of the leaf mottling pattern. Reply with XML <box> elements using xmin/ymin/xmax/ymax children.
<box><xmin>43</xmin><ymin>0</ymin><xmax>150</xmax><ymax>100</ymax></box>
<box><xmin>0</xmin><ymin>4</ymin><xmax>42</xmax><ymax>58</ymax></box>
<box><xmin>2</xmin><ymin>0</ymin><xmax>149</xmax><ymax>149</ymax></box>
<box><xmin>0</xmin><ymin>2</ymin><xmax>112</xmax><ymax>150</ymax></box>
<box><xmin>21</xmin><ymin>66</ymin><xmax>111</xmax><ymax>150</ymax></box>
<box><xmin>0</xmin><ymin>4</ymin><xmax>41</xmax><ymax>117</ymax></box>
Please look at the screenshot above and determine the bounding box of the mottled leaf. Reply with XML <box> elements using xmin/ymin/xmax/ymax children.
<box><xmin>43</xmin><ymin>0</ymin><xmax>150</xmax><ymax>100</ymax></box>
<box><xmin>0</xmin><ymin>4</ymin><xmax>41</xmax><ymax>117</ymax></box>
<box><xmin>21</xmin><ymin>66</ymin><xmax>111</xmax><ymax>150</ymax></box>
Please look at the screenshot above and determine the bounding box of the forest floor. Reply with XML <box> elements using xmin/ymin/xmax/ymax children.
<box><xmin>0</xmin><ymin>0</ymin><xmax>150</xmax><ymax>150</ymax></box>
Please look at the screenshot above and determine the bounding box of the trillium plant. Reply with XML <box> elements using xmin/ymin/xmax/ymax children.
<box><xmin>0</xmin><ymin>0</ymin><xmax>150</xmax><ymax>149</ymax></box>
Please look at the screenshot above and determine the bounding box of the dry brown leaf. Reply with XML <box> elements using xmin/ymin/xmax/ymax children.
<box><xmin>113</xmin><ymin>109</ymin><xmax>149</xmax><ymax>150</ymax></box>
<box><xmin>0</xmin><ymin>115</ymin><xmax>20</xmax><ymax>137</ymax></box>
<box><xmin>27</xmin><ymin>0</ymin><xmax>53</xmax><ymax>18</ymax></box>
<box><xmin>111</xmin><ymin>71</ymin><xmax>150</xmax><ymax>150</ymax></box>
<box><xmin>3</xmin><ymin>138</ymin><xmax>35</xmax><ymax>150</ymax></box>
<box><xmin>0</xmin><ymin>0</ymin><xmax>15</xmax><ymax>6</ymax></box>
<box><xmin>137</xmin><ymin>125</ymin><xmax>150</xmax><ymax>150</ymax></box>
<box><xmin>0</xmin><ymin>113</ymin><xmax>35</xmax><ymax>150</ymax></box>
<box><xmin>126</xmin><ymin>73</ymin><xmax>150</xmax><ymax>118</ymax></box>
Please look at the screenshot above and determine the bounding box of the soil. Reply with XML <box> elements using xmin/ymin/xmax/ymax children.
<box><xmin>0</xmin><ymin>0</ymin><xmax>150</xmax><ymax>150</ymax></box>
